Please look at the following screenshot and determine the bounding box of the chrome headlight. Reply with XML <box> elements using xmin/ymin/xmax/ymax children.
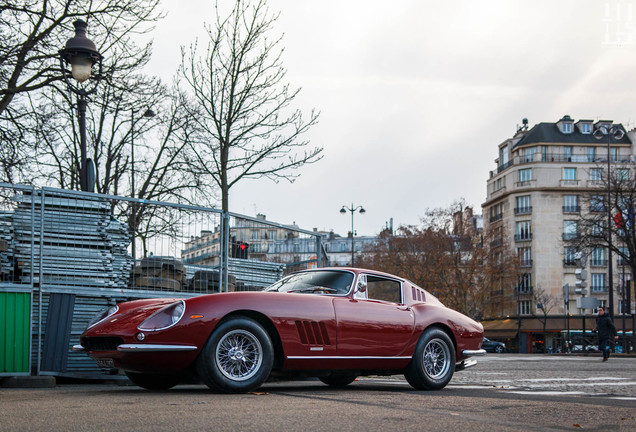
<box><xmin>87</xmin><ymin>305</ymin><xmax>119</xmax><ymax>329</ymax></box>
<box><xmin>138</xmin><ymin>300</ymin><xmax>185</xmax><ymax>331</ymax></box>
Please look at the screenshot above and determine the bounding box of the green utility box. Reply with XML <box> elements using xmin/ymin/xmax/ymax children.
<box><xmin>0</xmin><ymin>291</ymin><xmax>31</xmax><ymax>374</ymax></box>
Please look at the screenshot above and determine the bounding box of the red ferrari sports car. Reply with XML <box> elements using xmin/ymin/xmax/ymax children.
<box><xmin>74</xmin><ymin>268</ymin><xmax>485</xmax><ymax>392</ymax></box>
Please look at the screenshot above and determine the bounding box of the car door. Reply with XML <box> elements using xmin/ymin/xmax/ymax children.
<box><xmin>333</xmin><ymin>274</ymin><xmax>415</xmax><ymax>357</ymax></box>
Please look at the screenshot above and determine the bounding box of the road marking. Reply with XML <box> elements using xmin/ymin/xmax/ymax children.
<box><xmin>508</xmin><ymin>391</ymin><xmax>588</xmax><ymax>396</ymax></box>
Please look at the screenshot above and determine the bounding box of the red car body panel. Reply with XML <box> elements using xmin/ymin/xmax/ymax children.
<box><xmin>80</xmin><ymin>268</ymin><xmax>484</xmax><ymax>376</ymax></box>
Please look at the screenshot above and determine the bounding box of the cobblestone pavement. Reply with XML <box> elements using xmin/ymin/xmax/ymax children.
<box><xmin>364</xmin><ymin>354</ymin><xmax>636</xmax><ymax>399</ymax></box>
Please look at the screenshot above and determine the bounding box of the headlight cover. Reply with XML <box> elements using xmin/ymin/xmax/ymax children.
<box><xmin>138</xmin><ymin>300</ymin><xmax>186</xmax><ymax>331</ymax></box>
<box><xmin>87</xmin><ymin>305</ymin><xmax>119</xmax><ymax>329</ymax></box>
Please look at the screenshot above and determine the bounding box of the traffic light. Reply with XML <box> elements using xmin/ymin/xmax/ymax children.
<box><xmin>232</xmin><ymin>242</ymin><xmax>250</xmax><ymax>259</ymax></box>
<box><xmin>575</xmin><ymin>252</ymin><xmax>587</xmax><ymax>290</ymax></box>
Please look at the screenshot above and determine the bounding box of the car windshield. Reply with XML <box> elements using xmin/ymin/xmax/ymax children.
<box><xmin>264</xmin><ymin>270</ymin><xmax>354</xmax><ymax>295</ymax></box>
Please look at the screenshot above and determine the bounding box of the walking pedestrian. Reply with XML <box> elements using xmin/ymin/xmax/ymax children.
<box><xmin>595</xmin><ymin>306</ymin><xmax>618</xmax><ymax>362</ymax></box>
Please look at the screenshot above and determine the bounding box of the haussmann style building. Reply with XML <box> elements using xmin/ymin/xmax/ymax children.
<box><xmin>482</xmin><ymin>115</ymin><xmax>635</xmax><ymax>353</ymax></box>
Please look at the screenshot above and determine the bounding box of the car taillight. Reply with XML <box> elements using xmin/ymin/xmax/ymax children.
<box><xmin>87</xmin><ymin>305</ymin><xmax>119</xmax><ymax>329</ymax></box>
<box><xmin>137</xmin><ymin>301</ymin><xmax>185</xmax><ymax>331</ymax></box>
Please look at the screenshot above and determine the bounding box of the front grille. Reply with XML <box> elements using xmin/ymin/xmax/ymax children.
<box><xmin>82</xmin><ymin>337</ymin><xmax>124</xmax><ymax>351</ymax></box>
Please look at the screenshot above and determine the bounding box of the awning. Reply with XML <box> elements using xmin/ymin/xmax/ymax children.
<box><xmin>481</xmin><ymin>317</ymin><xmax>634</xmax><ymax>335</ymax></box>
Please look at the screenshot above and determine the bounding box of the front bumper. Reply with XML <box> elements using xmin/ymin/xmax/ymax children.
<box><xmin>462</xmin><ymin>349</ymin><xmax>487</xmax><ymax>357</ymax></box>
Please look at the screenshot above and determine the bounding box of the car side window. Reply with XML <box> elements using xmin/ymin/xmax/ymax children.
<box><xmin>366</xmin><ymin>275</ymin><xmax>402</xmax><ymax>304</ymax></box>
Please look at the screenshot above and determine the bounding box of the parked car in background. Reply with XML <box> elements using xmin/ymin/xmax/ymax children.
<box><xmin>75</xmin><ymin>267</ymin><xmax>486</xmax><ymax>393</ymax></box>
<box><xmin>482</xmin><ymin>337</ymin><xmax>506</xmax><ymax>353</ymax></box>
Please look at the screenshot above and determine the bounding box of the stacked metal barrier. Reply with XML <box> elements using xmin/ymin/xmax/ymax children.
<box><xmin>11</xmin><ymin>191</ymin><xmax>133</xmax><ymax>290</ymax></box>
<box><xmin>0</xmin><ymin>212</ymin><xmax>13</xmax><ymax>280</ymax></box>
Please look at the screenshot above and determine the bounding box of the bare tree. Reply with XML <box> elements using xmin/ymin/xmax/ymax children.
<box><xmin>358</xmin><ymin>202</ymin><xmax>519</xmax><ymax>321</ymax></box>
<box><xmin>0</xmin><ymin>0</ymin><xmax>163</xmax><ymax>184</ymax></box>
<box><xmin>533</xmin><ymin>286</ymin><xmax>558</xmax><ymax>350</ymax></box>
<box><xmin>179</xmin><ymin>0</ymin><xmax>323</xmax><ymax>213</ymax></box>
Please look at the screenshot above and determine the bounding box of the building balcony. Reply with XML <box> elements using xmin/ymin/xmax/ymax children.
<box><xmin>562</xmin><ymin>206</ymin><xmax>580</xmax><ymax>214</ymax></box>
<box><xmin>491</xmin><ymin>186</ymin><xmax>507</xmax><ymax>197</ymax></box>
<box><xmin>519</xmin><ymin>259</ymin><xmax>533</xmax><ymax>268</ymax></box>
<box><xmin>563</xmin><ymin>259</ymin><xmax>577</xmax><ymax>267</ymax></box>
<box><xmin>591</xmin><ymin>287</ymin><xmax>608</xmax><ymax>293</ymax></box>
<box><xmin>591</xmin><ymin>259</ymin><xmax>608</xmax><ymax>267</ymax></box>
<box><xmin>560</xmin><ymin>179</ymin><xmax>580</xmax><ymax>187</ymax></box>
<box><xmin>515</xmin><ymin>180</ymin><xmax>536</xmax><ymax>189</ymax></box>
<box><xmin>514</xmin><ymin>234</ymin><xmax>532</xmax><ymax>242</ymax></box>
<box><xmin>515</xmin><ymin>286</ymin><xmax>533</xmax><ymax>295</ymax></box>
<box><xmin>489</xmin><ymin>214</ymin><xmax>503</xmax><ymax>223</ymax></box>
<box><xmin>514</xmin><ymin>206</ymin><xmax>532</xmax><ymax>215</ymax></box>
<box><xmin>490</xmin><ymin>238</ymin><xmax>503</xmax><ymax>248</ymax></box>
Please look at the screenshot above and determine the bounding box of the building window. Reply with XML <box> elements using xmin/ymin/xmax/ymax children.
<box><xmin>591</xmin><ymin>221</ymin><xmax>606</xmax><ymax>237</ymax></box>
<box><xmin>251</xmin><ymin>230</ymin><xmax>259</xmax><ymax>241</ymax></box>
<box><xmin>518</xmin><ymin>273</ymin><xmax>532</xmax><ymax>293</ymax></box>
<box><xmin>490</xmin><ymin>203</ymin><xmax>504</xmax><ymax>222</ymax></box>
<box><xmin>515</xmin><ymin>195</ymin><xmax>531</xmax><ymax>214</ymax></box>
<box><xmin>515</xmin><ymin>221</ymin><xmax>532</xmax><ymax>241</ymax></box>
<box><xmin>563</xmin><ymin>220</ymin><xmax>578</xmax><ymax>240</ymax></box>
<box><xmin>518</xmin><ymin>247</ymin><xmax>532</xmax><ymax>267</ymax></box>
<box><xmin>590</xmin><ymin>195</ymin><xmax>605</xmax><ymax>212</ymax></box>
<box><xmin>519</xmin><ymin>168</ymin><xmax>532</xmax><ymax>182</ymax></box>
<box><xmin>618</xmin><ymin>247</ymin><xmax>630</xmax><ymax>265</ymax></box>
<box><xmin>589</xmin><ymin>168</ymin><xmax>603</xmax><ymax>182</ymax></box>
<box><xmin>581</xmin><ymin>123</ymin><xmax>592</xmax><ymax>134</ymax></box>
<box><xmin>563</xmin><ymin>146</ymin><xmax>573</xmax><ymax>160</ymax></box>
<box><xmin>591</xmin><ymin>273</ymin><xmax>606</xmax><ymax>292</ymax></box>
<box><xmin>563</xmin><ymin>195</ymin><xmax>579</xmax><ymax>213</ymax></box>
<box><xmin>564</xmin><ymin>247</ymin><xmax>577</xmax><ymax>265</ymax></box>
<box><xmin>591</xmin><ymin>247</ymin><xmax>607</xmax><ymax>266</ymax></box>
<box><xmin>563</xmin><ymin>167</ymin><xmax>576</xmax><ymax>180</ymax></box>
<box><xmin>611</xmin><ymin>147</ymin><xmax>618</xmax><ymax>162</ymax></box>
<box><xmin>524</xmin><ymin>147</ymin><xmax>536</xmax><ymax>163</ymax></box>
<box><xmin>268</xmin><ymin>230</ymin><xmax>276</xmax><ymax>241</ymax></box>
<box><xmin>587</xmin><ymin>147</ymin><xmax>596</xmax><ymax>161</ymax></box>
<box><xmin>562</xmin><ymin>123</ymin><xmax>573</xmax><ymax>134</ymax></box>
<box><xmin>518</xmin><ymin>300</ymin><xmax>531</xmax><ymax>316</ymax></box>
<box><xmin>617</xmin><ymin>168</ymin><xmax>630</xmax><ymax>181</ymax></box>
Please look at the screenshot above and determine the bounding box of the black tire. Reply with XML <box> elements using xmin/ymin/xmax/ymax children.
<box><xmin>125</xmin><ymin>371</ymin><xmax>181</xmax><ymax>390</ymax></box>
<box><xmin>404</xmin><ymin>327</ymin><xmax>456</xmax><ymax>390</ymax></box>
<box><xmin>495</xmin><ymin>345</ymin><xmax>504</xmax><ymax>353</ymax></box>
<box><xmin>319</xmin><ymin>375</ymin><xmax>357</xmax><ymax>388</ymax></box>
<box><xmin>197</xmin><ymin>317</ymin><xmax>273</xmax><ymax>393</ymax></box>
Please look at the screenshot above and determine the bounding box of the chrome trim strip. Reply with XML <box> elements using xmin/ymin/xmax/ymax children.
<box><xmin>117</xmin><ymin>344</ymin><xmax>197</xmax><ymax>352</ymax></box>
<box><xmin>287</xmin><ymin>356</ymin><xmax>412</xmax><ymax>360</ymax></box>
<box><xmin>462</xmin><ymin>349</ymin><xmax>487</xmax><ymax>357</ymax></box>
<box><xmin>71</xmin><ymin>344</ymin><xmax>85</xmax><ymax>352</ymax></box>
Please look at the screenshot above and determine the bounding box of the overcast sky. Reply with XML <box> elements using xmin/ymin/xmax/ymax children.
<box><xmin>144</xmin><ymin>0</ymin><xmax>636</xmax><ymax>236</ymax></box>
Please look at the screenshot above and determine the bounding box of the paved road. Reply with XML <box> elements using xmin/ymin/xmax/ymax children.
<box><xmin>1</xmin><ymin>355</ymin><xmax>635</xmax><ymax>431</ymax></box>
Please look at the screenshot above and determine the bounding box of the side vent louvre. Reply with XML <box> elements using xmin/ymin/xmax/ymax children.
<box><xmin>295</xmin><ymin>320</ymin><xmax>331</xmax><ymax>346</ymax></box>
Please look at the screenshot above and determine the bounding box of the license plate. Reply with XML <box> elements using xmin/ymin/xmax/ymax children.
<box><xmin>96</xmin><ymin>358</ymin><xmax>115</xmax><ymax>369</ymax></box>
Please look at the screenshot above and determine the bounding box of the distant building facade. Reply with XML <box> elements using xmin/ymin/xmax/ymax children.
<box><xmin>482</xmin><ymin>115</ymin><xmax>635</xmax><ymax>352</ymax></box>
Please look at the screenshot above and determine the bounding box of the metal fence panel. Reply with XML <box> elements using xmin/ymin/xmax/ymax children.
<box><xmin>0</xmin><ymin>183</ymin><xmax>324</xmax><ymax>377</ymax></box>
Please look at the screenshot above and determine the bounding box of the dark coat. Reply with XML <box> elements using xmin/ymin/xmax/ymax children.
<box><xmin>596</xmin><ymin>314</ymin><xmax>617</xmax><ymax>340</ymax></box>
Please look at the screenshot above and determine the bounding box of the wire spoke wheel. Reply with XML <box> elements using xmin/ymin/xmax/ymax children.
<box><xmin>216</xmin><ymin>329</ymin><xmax>263</xmax><ymax>381</ymax></box>
<box><xmin>404</xmin><ymin>328</ymin><xmax>455</xmax><ymax>390</ymax></box>
<box><xmin>423</xmin><ymin>338</ymin><xmax>451</xmax><ymax>380</ymax></box>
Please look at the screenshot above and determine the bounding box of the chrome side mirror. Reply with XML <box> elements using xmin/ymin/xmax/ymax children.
<box><xmin>355</xmin><ymin>280</ymin><xmax>367</xmax><ymax>294</ymax></box>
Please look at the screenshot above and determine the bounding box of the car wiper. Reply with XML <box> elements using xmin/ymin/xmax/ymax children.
<box><xmin>288</xmin><ymin>286</ymin><xmax>338</xmax><ymax>294</ymax></box>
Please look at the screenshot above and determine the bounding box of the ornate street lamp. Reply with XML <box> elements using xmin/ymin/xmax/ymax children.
<box><xmin>593</xmin><ymin>124</ymin><xmax>625</xmax><ymax>319</ymax></box>
<box><xmin>59</xmin><ymin>20</ymin><xmax>103</xmax><ymax>192</ymax></box>
<box><xmin>340</xmin><ymin>204</ymin><xmax>365</xmax><ymax>266</ymax></box>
